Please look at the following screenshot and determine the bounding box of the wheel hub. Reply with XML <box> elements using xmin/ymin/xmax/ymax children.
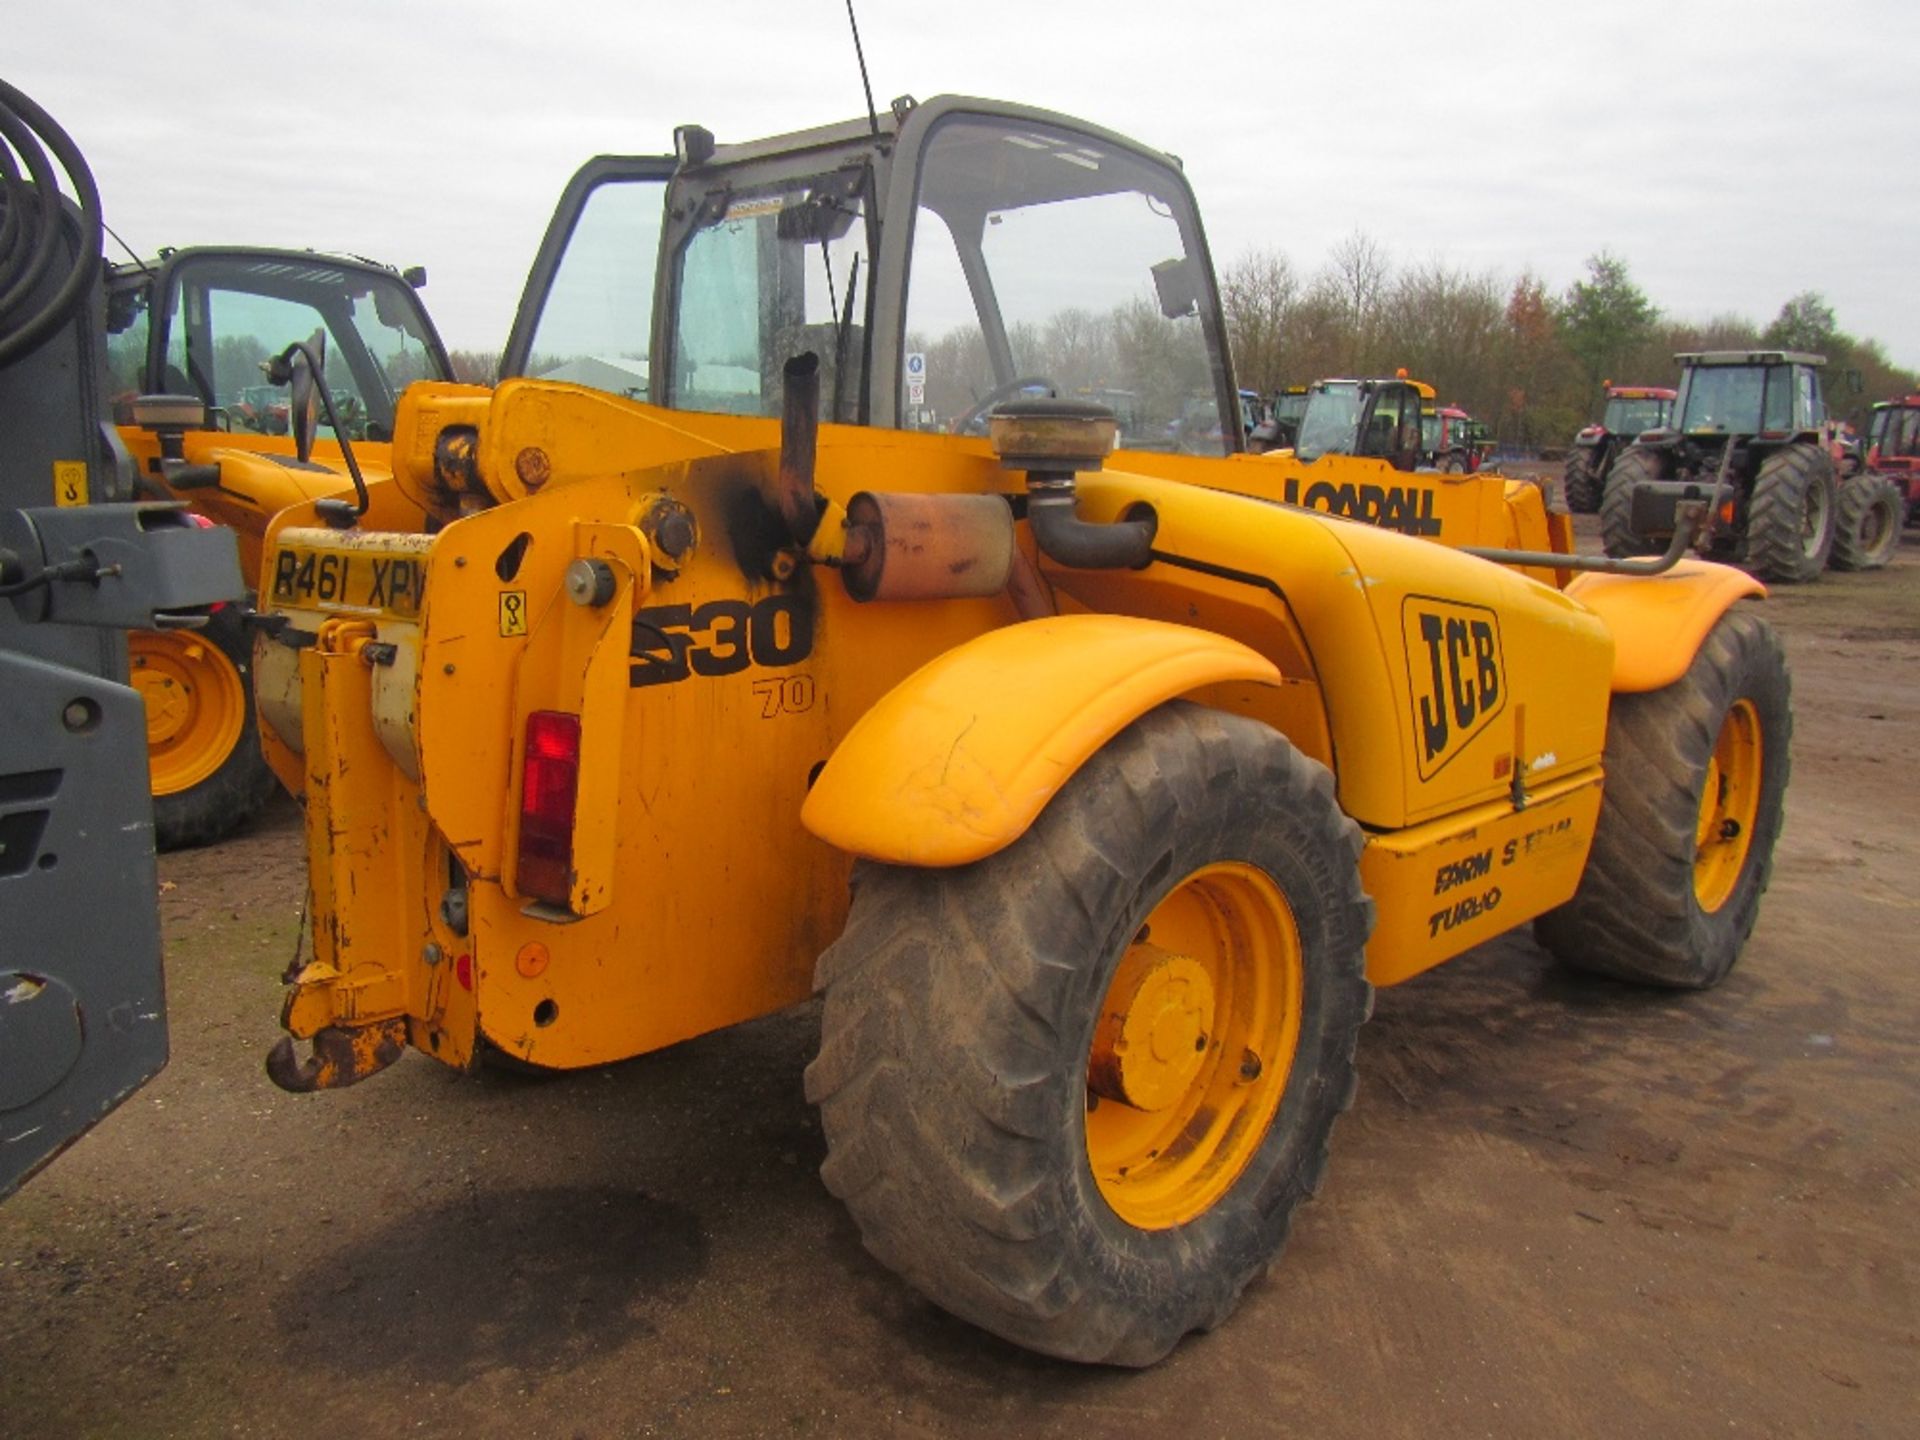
<box><xmin>1693</xmin><ymin>699</ymin><xmax>1762</xmax><ymax>912</ymax></box>
<box><xmin>130</xmin><ymin>648</ymin><xmax>197</xmax><ymax>745</ymax></box>
<box><xmin>126</xmin><ymin>630</ymin><xmax>248</xmax><ymax>796</ymax></box>
<box><xmin>1088</xmin><ymin>944</ymin><xmax>1215</xmax><ymax>1113</ymax></box>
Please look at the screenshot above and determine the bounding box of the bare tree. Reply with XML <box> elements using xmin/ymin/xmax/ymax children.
<box><xmin>1220</xmin><ymin>247</ymin><xmax>1298</xmax><ymax>393</ymax></box>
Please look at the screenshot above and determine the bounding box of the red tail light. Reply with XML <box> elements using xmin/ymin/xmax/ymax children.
<box><xmin>517</xmin><ymin>710</ymin><xmax>581</xmax><ymax>906</ymax></box>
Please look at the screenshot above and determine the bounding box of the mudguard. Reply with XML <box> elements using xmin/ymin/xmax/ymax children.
<box><xmin>800</xmin><ymin>614</ymin><xmax>1280</xmax><ymax>866</ymax></box>
<box><xmin>1567</xmin><ymin>559</ymin><xmax>1764</xmax><ymax>693</ymax></box>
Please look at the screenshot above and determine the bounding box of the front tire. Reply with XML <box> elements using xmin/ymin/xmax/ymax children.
<box><xmin>1599</xmin><ymin>446</ymin><xmax>1665</xmax><ymax>557</ymax></box>
<box><xmin>806</xmin><ymin>703</ymin><xmax>1374</xmax><ymax>1366</ymax></box>
<box><xmin>1744</xmin><ymin>443</ymin><xmax>1836</xmax><ymax>582</ymax></box>
<box><xmin>132</xmin><ymin>604</ymin><xmax>280</xmax><ymax>850</ymax></box>
<box><xmin>1829</xmin><ymin>474</ymin><xmax>1902</xmax><ymax>571</ymax></box>
<box><xmin>1535</xmin><ymin>608</ymin><xmax>1790</xmax><ymax>988</ymax></box>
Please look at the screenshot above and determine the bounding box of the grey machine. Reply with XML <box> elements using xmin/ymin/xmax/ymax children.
<box><xmin>1</xmin><ymin>79</ymin><xmax>243</xmax><ymax>1197</ymax></box>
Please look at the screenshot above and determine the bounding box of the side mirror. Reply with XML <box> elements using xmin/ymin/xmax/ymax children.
<box><xmin>1150</xmin><ymin>256</ymin><xmax>1200</xmax><ymax>319</ymax></box>
<box><xmin>286</xmin><ymin>329</ymin><xmax>327</xmax><ymax>465</ymax></box>
<box><xmin>1846</xmin><ymin>368</ymin><xmax>1864</xmax><ymax>395</ymax></box>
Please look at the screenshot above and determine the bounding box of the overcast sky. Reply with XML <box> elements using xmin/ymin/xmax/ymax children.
<box><xmin>14</xmin><ymin>1</ymin><xmax>1920</xmax><ymax>371</ymax></box>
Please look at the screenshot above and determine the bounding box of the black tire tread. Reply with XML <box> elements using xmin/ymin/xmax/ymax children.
<box><xmin>1535</xmin><ymin>608</ymin><xmax>1790</xmax><ymax>988</ymax></box>
<box><xmin>1599</xmin><ymin>446</ymin><xmax>1664</xmax><ymax>557</ymax></box>
<box><xmin>1830</xmin><ymin>474</ymin><xmax>1902</xmax><ymax>571</ymax></box>
<box><xmin>1563</xmin><ymin>449</ymin><xmax>1602</xmax><ymax>513</ymax></box>
<box><xmin>1744</xmin><ymin>443</ymin><xmax>1836</xmax><ymax>583</ymax></box>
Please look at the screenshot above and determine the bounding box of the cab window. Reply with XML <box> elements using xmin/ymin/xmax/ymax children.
<box><xmin>901</xmin><ymin>116</ymin><xmax>1227</xmax><ymax>453</ymax></box>
<box><xmin>522</xmin><ymin>176</ymin><xmax>666</xmax><ymax>399</ymax></box>
<box><xmin>665</xmin><ymin>173</ymin><xmax>871</xmax><ymax>421</ymax></box>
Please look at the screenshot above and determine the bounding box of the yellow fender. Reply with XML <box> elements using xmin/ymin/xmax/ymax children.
<box><xmin>1567</xmin><ymin>559</ymin><xmax>1764</xmax><ymax>693</ymax></box>
<box><xmin>800</xmin><ymin>615</ymin><xmax>1281</xmax><ymax>866</ymax></box>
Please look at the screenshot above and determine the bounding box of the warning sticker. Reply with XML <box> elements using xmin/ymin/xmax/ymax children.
<box><xmin>53</xmin><ymin>460</ymin><xmax>88</xmax><ymax>507</ymax></box>
<box><xmin>499</xmin><ymin>591</ymin><xmax>528</xmax><ymax>636</ymax></box>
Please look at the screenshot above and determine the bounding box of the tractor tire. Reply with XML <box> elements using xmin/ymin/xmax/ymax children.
<box><xmin>1563</xmin><ymin>450</ymin><xmax>1602</xmax><ymax>513</ymax></box>
<box><xmin>806</xmin><ymin>703</ymin><xmax>1374</xmax><ymax>1366</ymax></box>
<box><xmin>132</xmin><ymin>603</ymin><xmax>280</xmax><ymax>851</ymax></box>
<box><xmin>1829</xmin><ymin>474</ymin><xmax>1902</xmax><ymax>571</ymax></box>
<box><xmin>1743</xmin><ymin>443</ymin><xmax>1836</xmax><ymax>582</ymax></box>
<box><xmin>1535</xmin><ymin>607</ymin><xmax>1789</xmax><ymax>989</ymax></box>
<box><xmin>1599</xmin><ymin>446</ymin><xmax>1664</xmax><ymax>557</ymax></box>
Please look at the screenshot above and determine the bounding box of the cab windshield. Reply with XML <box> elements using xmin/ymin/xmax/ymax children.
<box><xmin>1294</xmin><ymin>383</ymin><xmax>1362</xmax><ymax>460</ymax></box>
<box><xmin>1869</xmin><ymin>404</ymin><xmax>1920</xmax><ymax>458</ymax></box>
<box><xmin>1603</xmin><ymin>396</ymin><xmax>1669</xmax><ymax>436</ymax></box>
<box><xmin>900</xmin><ymin>115</ymin><xmax>1227</xmax><ymax>452</ymax></box>
<box><xmin>1676</xmin><ymin>365</ymin><xmax>1803</xmax><ymax>435</ymax></box>
<box><xmin>138</xmin><ymin>254</ymin><xmax>446</xmax><ymax>441</ymax></box>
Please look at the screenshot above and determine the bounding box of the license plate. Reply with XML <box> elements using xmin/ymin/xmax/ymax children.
<box><xmin>268</xmin><ymin>543</ymin><xmax>426</xmax><ymax>619</ymax></box>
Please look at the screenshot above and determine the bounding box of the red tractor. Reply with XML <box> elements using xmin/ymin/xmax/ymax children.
<box><xmin>1420</xmin><ymin>403</ymin><xmax>1482</xmax><ymax>472</ymax></box>
<box><xmin>1866</xmin><ymin>394</ymin><xmax>1920</xmax><ymax>527</ymax></box>
<box><xmin>1563</xmin><ymin>382</ymin><xmax>1675</xmax><ymax>513</ymax></box>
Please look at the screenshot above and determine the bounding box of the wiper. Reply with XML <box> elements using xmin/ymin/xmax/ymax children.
<box><xmin>831</xmin><ymin>253</ymin><xmax>861</xmax><ymax>424</ymax></box>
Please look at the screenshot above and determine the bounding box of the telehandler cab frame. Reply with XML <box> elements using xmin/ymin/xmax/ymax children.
<box><xmin>103</xmin><ymin>247</ymin><xmax>452</xmax><ymax>846</ymax></box>
<box><xmin>255</xmin><ymin>94</ymin><xmax>1792</xmax><ymax>1366</ymax></box>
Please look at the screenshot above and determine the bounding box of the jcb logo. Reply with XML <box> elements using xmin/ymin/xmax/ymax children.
<box><xmin>1403</xmin><ymin>597</ymin><xmax>1505</xmax><ymax>779</ymax></box>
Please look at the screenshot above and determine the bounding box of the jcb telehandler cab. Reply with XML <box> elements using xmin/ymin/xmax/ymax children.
<box><xmin>255</xmin><ymin>95</ymin><xmax>1792</xmax><ymax>1366</ymax></box>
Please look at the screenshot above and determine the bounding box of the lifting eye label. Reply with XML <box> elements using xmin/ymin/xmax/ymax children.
<box><xmin>1403</xmin><ymin>595</ymin><xmax>1505</xmax><ymax>780</ymax></box>
<box><xmin>499</xmin><ymin>591</ymin><xmax>528</xmax><ymax>636</ymax></box>
<box><xmin>53</xmin><ymin>460</ymin><xmax>87</xmax><ymax>507</ymax></box>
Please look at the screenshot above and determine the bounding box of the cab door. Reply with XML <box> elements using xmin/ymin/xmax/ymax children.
<box><xmin>500</xmin><ymin>156</ymin><xmax>676</xmax><ymax>401</ymax></box>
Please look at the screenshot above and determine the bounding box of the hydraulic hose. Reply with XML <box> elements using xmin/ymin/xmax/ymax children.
<box><xmin>0</xmin><ymin>78</ymin><xmax>104</xmax><ymax>370</ymax></box>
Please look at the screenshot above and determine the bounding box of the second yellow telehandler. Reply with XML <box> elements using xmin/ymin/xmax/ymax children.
<box><xmin>104</xmin><ymin>246</ymin><xmax>451</xmax><ymax>846</ymax></box>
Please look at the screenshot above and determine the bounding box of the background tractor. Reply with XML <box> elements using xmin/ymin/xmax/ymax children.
<box><xmin>1866</xmin><ymin>394</ymin><xmax>1920</xmax><ymax>527</ymax></box>
<box><xmin>1420</xmin><ymin>402</ymin><xmax>1482</xmax><ymax>473</ymax></box>
<box><xmin>1562</xmin><ymin>382</ymin><xmax>1674</xmax><ymax>513</ymax></box>
<box><xmin>103</xmin><ymin>246</ymin><xmax>451</xmax><ymax>846</ymax></box>
<box><xmin>1602</xmin><ymin>350</ymin><xmax>1849</xmax><ymax>582</ymax></box>
<box><xmin>255</xmin><ymin>95</ymin><xmax>1793</xmax><ymax>1367</ymax></box>
<box><xmin>1247</xmin><ymin>383</ymin><xmax>1308</xmax><ymax>452</ymax></box>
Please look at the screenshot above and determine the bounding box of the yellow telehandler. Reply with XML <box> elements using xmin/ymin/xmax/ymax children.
<box><xmin>104</xmin><ymin>246</ymin><xmax>451</xmax><ymax>846</ymax></box>
<box><xmin>253</xmin><ymin>96</ymin><xmax>1789</xmax><ymax>1365</ymax></box>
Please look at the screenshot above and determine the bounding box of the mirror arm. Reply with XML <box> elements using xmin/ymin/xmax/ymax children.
<box><xmin>271</xmin><ymin>339</ymin><xmax>372</xmax><ymax>529</ymax></box>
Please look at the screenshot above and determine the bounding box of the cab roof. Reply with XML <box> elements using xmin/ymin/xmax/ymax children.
<box><xmin>1674</xmin><ymin>350</ymin><xmax>1825</xmax><ymax>368</ymax></box>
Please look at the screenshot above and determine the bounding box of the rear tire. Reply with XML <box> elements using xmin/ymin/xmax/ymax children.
<box><xmin>1563</xmin><ymin>450</ymin><xmax>1602</xmax><ymax>513</ymax></box>
<box><xmin>135</xmin><ymin>604</ymin><xmax>280</xmax><ymax>851</ymax></box>
<box><xmin>1744</xmin><ymin>443</ymin><xmax>1836</xmax><ymax>582</ymax></box>
<box><xmin>806</xmin><ymin>703</ymin><xmax>1373</xmax><ymax>1366</ymax></box>
<box><xmin>1535</xmin><ymin>608</ymin><xmax>1790</xmax><ymax>988</ymax></box>
<box><xmin>1599</xmin><ymin>446</ymin><xmax>1664</xmax><ymax>557</ymax></box>
<box><xmin>1829</xmin><ymin>474</ymin><xmax>1902</xmax><ymax>571</ymax></box>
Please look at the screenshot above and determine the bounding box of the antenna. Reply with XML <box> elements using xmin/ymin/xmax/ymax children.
<box><xmin>846</xmin><ymin>1</ymin><xmax>879</xmax><ymax>136</ymax></box>
<box><xmin>102</xmin><ymin>221</ymin><xmax>152</xmax><ymax>275</ymax></box>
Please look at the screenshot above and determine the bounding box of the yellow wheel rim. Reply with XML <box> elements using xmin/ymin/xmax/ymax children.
<box><xmin>1085</xmin><ymin>862</ymin><xmax>1303</xmax><ymax>1230</ymax></box>
<box><xmin>1693</xmin><ymin>700</ymin><xmax>1762</xmax><ymax>913</ymax></box>
<box><xmin>128</xmin><ymin>629</ymin><xmax>247</xmax><ymax>796</ymax></box>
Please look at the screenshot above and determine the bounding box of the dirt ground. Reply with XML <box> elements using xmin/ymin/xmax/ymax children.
<box><xmin>4</xmin><ymin>519</ymin><xmax>1917</xmax><ymax>1440</ymax></box>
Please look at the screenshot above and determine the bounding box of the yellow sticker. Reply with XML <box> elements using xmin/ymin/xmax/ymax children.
<box><xmin>53</xmin><ymin>460</ymin><xmax>88</xmax><ymax>507</ymax></box>
<box><xmin>499</xmin><ymin>590</ymin><xmax>528</xmax><ymax>636</ymax></box>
